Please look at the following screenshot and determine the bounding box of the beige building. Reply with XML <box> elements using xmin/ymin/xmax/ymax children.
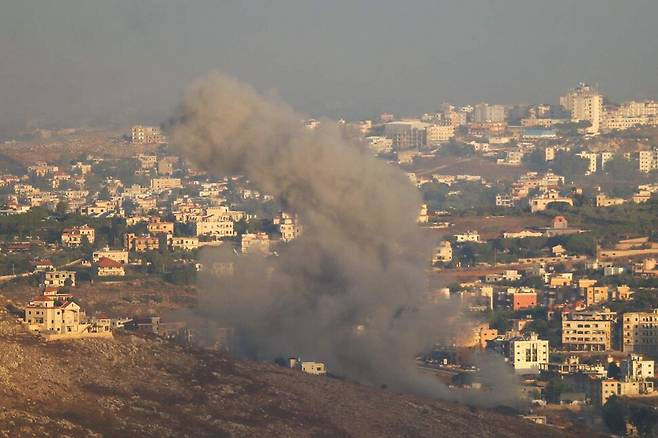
<box><xmin>241</xmin><ymin>233</ymin><xmax>270</xmax><ymax>254</ymax></box>
<box><xmin>24</xmin><ymin>295</ymin><xmax>112</xmax><ymax>340</ymax></box>
<box><xmin>595</xmin><ymin>194</ymin><xmax>625</xmax><ymax>207</ymax></box>
<box><xmin>44</xmin><ymin>270</ymin><xmax>76</xmax><ymax>288</ymax></box>
<box><xmin>131</xmin><ymin>125</ymin><xmax>166</xmax><ymax>144</ymax></box>
<box><xmin>194</xmin><ymin>220</ymin><xmax>235</xmax><ymax>238</ymax></box>
<box><xmin>560</xmin><ymin>83</ymin><xmax>603</xmax><ymax>134</ymax></box>
<box><xmin>288</xmin><ymin>358</ymin><xmax>327</xmax><ymax>375</ymax></box>
<box><xmin>95</xmin><ymin>257</ymin><xmax>125</xmax><ymax>277</ymax></box>
<box><xmin>169</xmin><ymin>236</ymin><xmax>199</xmax><ymax>251</ymax></box>
<box><xmin>150</xmin><ymin>178</ymin><xmax>182</xmax><ymax>191</ymax></box>
<box><xmin>562</xmin><ymin>309</ymin><xmax>616</xmax><ymax>351</ymax></box>
<box><xmin>432</xmin><ymin>241</ymin><xmax>452</xmax><ymax>264</ymax></box>
<box><xmin>61</xmin><ymin>225</ymin><xmax>95</xmax><ymax>247</ymax></box>
<box><xmin>621</xmin><ymin>354</ymin><xmax>655</xmax><ymax>380</ymax></box>
<box><xmin>274</xmin><ymin>212</ymin><xmax>302</xmax><ymax>242</ymax></box>
<box><xmin>595</xmin><ymin>379</ymin><xmax>654</xmax><ymax>406</ymax></box>
<box><xmin>426</xmin><ymin>123</ymin><xmax>455</xmax><ymax>146</ymax></box>
<box><xmin>147</xmin><ymin>217</ymin><xmax>175</xmax><ymax>235</ymax></box>
<box><xmin>623</xmin><ymin>310</ymin><xmax>658</xmax><ymax>358</ymax></box>
<box><xmin>124</xmin><ymin>234</ymin><xmax>160</xmax><ymax>252</ymax></box>
<box><xmin>92</xmin><ymin>248</ymin><xmax>129</xmax><ymax>264</ymax></box>
<box><xmin>25</xmin><ymin>296</ymin><xmax>81</xmax><ymax>334</ymax></box>
<box><xmin>638</xmin><ymin>150</ymin><xmax>658</xmax><ymax>173</ymax></box>
<box><xmin>584</xmin><ymin>286</ymin><xmax>609</xmax><ymax>307</ymax></box>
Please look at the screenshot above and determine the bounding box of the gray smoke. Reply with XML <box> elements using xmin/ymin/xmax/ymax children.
<box><xmin>171</xmin><ymin>73</ymin><xmax>519</xmax><ymax>405</ymax></box>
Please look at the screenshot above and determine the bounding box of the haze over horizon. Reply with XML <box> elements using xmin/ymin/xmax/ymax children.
<box><xmin>2</xmin><ymin>0</ymin><xmax>658</xmax><ymax>134</ymax></box>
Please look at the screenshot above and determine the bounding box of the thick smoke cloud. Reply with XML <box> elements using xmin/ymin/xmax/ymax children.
<box><xmin>171</xmin><ymin>73</ymin><xmax>519</xmax><ymax>405</ymax></box>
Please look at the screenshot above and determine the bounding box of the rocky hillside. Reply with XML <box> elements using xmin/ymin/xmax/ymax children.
<box><xmin>0</xmin><ymin>309</ymin><xmax>578</xmax><ymax>437</ymax></box>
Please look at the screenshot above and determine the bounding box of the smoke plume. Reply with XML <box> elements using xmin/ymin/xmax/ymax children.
<box><xmin>171</xmin><ymin>73</ymin><xmax>519</xmax><ymax>405</ymax></box>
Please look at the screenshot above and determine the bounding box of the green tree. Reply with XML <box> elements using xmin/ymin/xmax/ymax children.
<box><xmin>602</xmin><ymin>396</ymin><xmax>628</xmax><ymax>435</ymax></box>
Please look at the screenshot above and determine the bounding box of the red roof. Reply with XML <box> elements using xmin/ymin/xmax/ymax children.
<box><xmin>96</xmin><ymin>257</ymin><xmax>123</xmax><ymax>268</ymax></box>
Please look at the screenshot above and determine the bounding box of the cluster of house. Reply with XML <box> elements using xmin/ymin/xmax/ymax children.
<box><xmin>456</xmin><ymin>314</ymin><xmax>656</xmax><ymax>406</ymax></box>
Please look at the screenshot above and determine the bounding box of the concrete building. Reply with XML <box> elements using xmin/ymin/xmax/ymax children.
<box><xmin>584</xmin><ymin>286</ymin><xmax>609</xmax><ymax>307</ymax></box>
<box><xmin>241</xmin><ymin>233</ymin><xmax>270</xmax><ymax>254</ymax></box>
<box><xmin>25</xmin><ymin>296</ymin><xmax>81</xmax><ymax>334</ymax></box>
<box><xmin>274</xmin><ymin>212</ymin><xmax>302</xmax><ymax>242</ymax></box>
<box><xmin>638</xmin><ymin>149</ymin><xmax>658</xmax><ymax>173</ymax></box>
<box><xmin>384</xmin><ymin>120</ymin><xmax>428</xmax><ymax>150</ymax></box>
<box><xmin>124</xmin><ymin>234</ymin><xmax>160</xmax><ymax>252</ymax></box>
<box><xmin>562</xmin><ymin>309</ymin><xmax>616</xmax><ymax>352</ymax></box>
<box><xmin>92</xmin><ymin>248</ymin><xmax>129</xmax><ymax>264</ymax></box>
<box><xmin>24</xmin><ymin>295</ymin><xmax>112</xmax><ymax>340</ymax></box>
<box><xmin>169</xmin><ymin>236</ymin><xmax>199</xmax><ymax>251</ymax></box>
<box><xmin>288</xmin><ymin>358</ymin><xmax>327</xmax><ymax>375</ymax></box>
<box><xmin>61</xmin><ymin>225</ymin><xmax>95</xmax><ymax>247</ymax></box>
<box><xmin>621</xmin><ymin>354</ymin><xmax>655</xmax><ymax>381</ymax></box>
<box><xmin>489</xmin><ymin>332</ymin><xmax>549</xmax><ymax>374</ymax></box>
<box><xmin>147</xmin><ymin>217</ymin><xmax>175</xmax><ymax>235</ymax></box>
<box><xmin>560</xmin><ymin>84</ymin><xmax>603</xmax><ymax>134</ymax></box>
<box><xmin>454</xmin><ymin>230</ymin><xmax>480</xmax><ymax>243</ymax></box>
<box><xmin>150</xmin><ymin>178</ymin><xmax>182</xmax><ymax>191</ymax></box>
<box><xmin>472</xmin><ymin>103</ymin><xmax>506</xmax><ymax>123</ymax></box>
<box><xmin>44</xmin><ymin>270</ymin><xmax>76</xmax><ymax>288</ymax></box>
<box><xmin>194</xmin><ymin>219</ymin><xmax>235</xmax><ymax>238</ymax></box>
<box><xmin>131</xmin><ymin>125</ymin><xmax>166</xmax><ymax>144</ymax></box>
<box><xmin>95</xmin><ymin>257</ymin><xmax>125</xmax><ymax>277</ymax></box>
<box><xmin>432</xmin><ymin>241</ymin><xmax>452</xmax><ymax>264</ymax></box>
<box><xmin>623</xmin><ymin>310</ymin><xmax>658</xmax><ymax>358</ymax></box>
<box><xmin>578</xmin><ymin>152</ymin><xmax>598</xmax><ymax>174</ymax></box>
<box><xmin>595</xmin><ymin>379</ymin><xmax>654</xmax><ymax>406</ymax></box>
<box><xmin>426</xmin><ymin>123</ymin><xmax>455</xmax><ymax>146</ymax></box>
<box><xmin>511</xmin><ymin>288</ymin><xmax>538</xmax><ymax>311</ymax></box>
<box><xmin>529</xmin><ymin>191</ymin><xmax>573</xmax><ymax>213</ymax></box>
<box><xmin>595</xmin><ymin>194</ymin><xmax>625</xmax><ymax>207</ymax></box>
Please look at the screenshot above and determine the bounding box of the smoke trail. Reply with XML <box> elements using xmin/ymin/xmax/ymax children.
<box><xmin>170</xmin><ymin>73</ymin><xmax>518</xmax><ymax>404</ymax></box>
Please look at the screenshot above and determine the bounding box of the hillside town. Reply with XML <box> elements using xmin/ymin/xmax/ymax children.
<box><xmin>0</xmin><ymin>82</ymin><xmax>657</xmax><ymax>434</ymax></box>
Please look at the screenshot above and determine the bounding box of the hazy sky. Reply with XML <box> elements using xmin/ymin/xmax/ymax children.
<box><xmin>2</xmin><ymin>0</ymin><xmax>658</xmax><ymax>133</ymax></box>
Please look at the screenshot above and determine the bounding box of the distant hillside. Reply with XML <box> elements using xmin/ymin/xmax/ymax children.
<box><xmin>0</xmin><ymin>152</ymin><xmax>26</xmax><ymax>175</ymax></box>
<box><xmin>0</xmin><ymin>305</ymin><xmax>583</xmax><ymax>437</ymax></box>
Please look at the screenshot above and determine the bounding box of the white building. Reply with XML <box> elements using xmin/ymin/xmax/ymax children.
<box><xmin>560</xmin><ymin>83</ymin><xmax>603</xmax><ymax>135</ymax></box>
<box><xmin>510</xmin><ymin>333</ymin><xmax>549</xmax><ymax>373</ymax></box>
<box><xmin>454</xmin><ymin>231</ymin><xmax>480</xmax><ymax>243</ymax></box>
<box><xmin>621</xmin><ymin>354</ymin><xmax>655</xmax><ymax>381</ymax></box>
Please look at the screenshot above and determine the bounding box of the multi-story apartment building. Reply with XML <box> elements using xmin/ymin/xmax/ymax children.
<box><xmin>562</xmin><ymin>309</ymin><xmax>617</xmax><ymax>351</ymax></box>
<box><xmin>472</xmin><ymin>103</ymin><xmax>506</xmax><ymax>123</ymax></box>
<box><xmin>621</xmin><ymin>354</ymin><xmax>655</xmax><ymax>380</ymax></box>
<box><xmin>131</xmin><ymin>125</ymin><xmax>166</xmax><ymax>144</ymax></box>
<box><xmin>384</xmin><ymin>120</ymin><xmax>428</xmax><ymax>150</ymax></box>
<box><xmin>274</xmin><ymin>212</ymin><xmax>302</xmax><ymax>242</ymax></box>
<box><xmin>638</xmin><ymin>150</ymin><xmax>658</xmax><ymax>173</ymax></box>
<box><xmin>489</xmin><ymin>332</ymin><xmax>549</xmax><ymax>374</ymax></box>
<box><xmin>560</xmin><ymin>83</ymin><xmax>603</xmax><ymax>134</ymax></box>
<box><xmin>147</xmin><ymin>217</ymin><xmax>175</xmax><ymax>235</ymax></box>
<box><xmin>124</xmin><ymin>234</ymin><xmax>160</xmax><ymax>252</ymax></box>
<box><xmin>623</xmin><ymin>310</ymin><xmax>658</xmax><ymax>358</ymax></box>
<box><xmin>584</xmin><ymin>286</ymin><xmax>609</xmax><ymax>307</ymax></box>
<box><xmin>426</xmin><ymin>123</ymin><xmax>455</xmax><ymax>146</ymax></box>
